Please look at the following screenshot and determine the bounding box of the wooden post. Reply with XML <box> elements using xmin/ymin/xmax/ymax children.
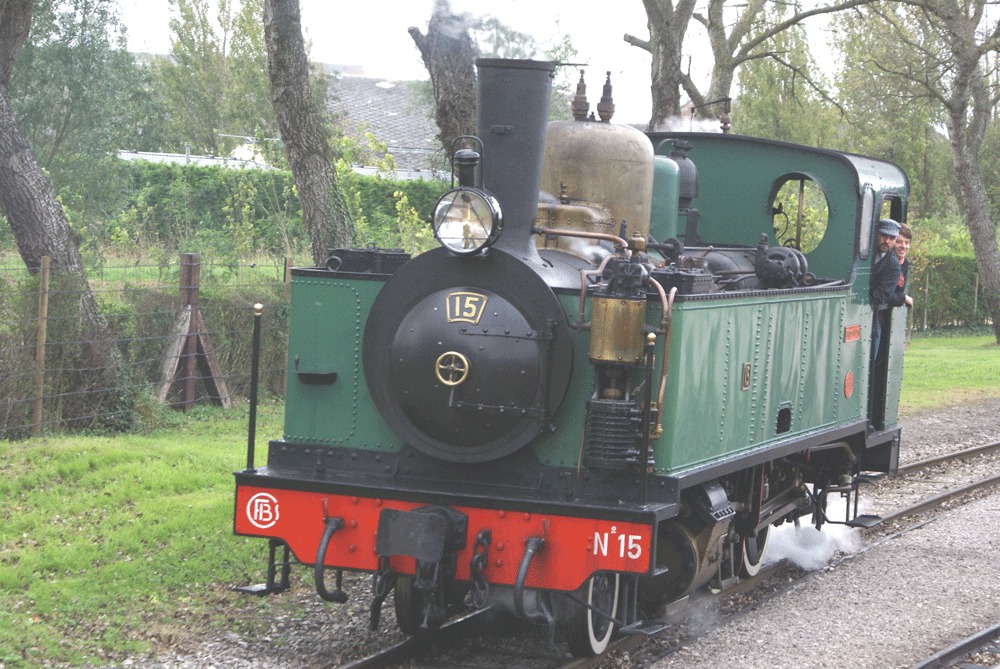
<box><xmin>181</xmin><ymin>253</ymin><xmax>199</xmax><ymax>410</ymax></box>
<box><xmin>32</xmin><ymin>256</ymin><xmax>50</xmax><ymax>436</ymax></box>
<box><xmin>922</xmin><ymin>272</ymin><xmax>929</xmax><ymax>330</ymax></box>
<box><xmin>973</xmin><ymin>272</ymin><xmax>980</xmax><ymax>325</ymax></box>
<box><xmin>159</xmin><ymin>253</ymin><xmax>231</xmax><ymax>409</ymax></box>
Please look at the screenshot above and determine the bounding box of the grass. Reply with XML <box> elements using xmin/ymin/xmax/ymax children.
<box><xmin>0</xmin><ymin>403</ymin><xmax>284</xmax><ymax>668</ymax></box>
<box><xmin>0</xmin><ymin>333</ymin><xmax>997</xmax><ymax>667</ymax></box>
<box><xmin>900</xmin><ymin>332</ymin><xmax>1000</xmax><ymax>413</ymax></box>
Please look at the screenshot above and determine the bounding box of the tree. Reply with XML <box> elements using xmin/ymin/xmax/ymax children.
<box><xmin>11</xmin><ymin>0</ymin><xmax>137</xmax><ymax>176</ymax></box>
<box><xmin>832</xmin><ymin>7</ymin><xmax>956</xmax><ymax>220</ymax></box>
<box><xmin>733</xmin><ymin>9</ymin><xmax>840</xmax><ymax>146</ymax></box>
<box><xmin>0</xmin><ymin>0</ymin><xmax>125</xmax><ymax>424</ymax></box>
<box><xmin>625</xmin><ymin>0</ymin><xmax>877</xmax><ymax>130</ymax></box>
<box><xmin>410</xmin><ymin>2</ymin><xmax>580</xmax><ymax>155</ymax></box>
<box><xmin>263</xmin><ymin>0</ymin><xmax>353</xmax><ymax>264</ymax></box>
<box><xmin>408</xmin><ymin>0</ymin><xmax>477</xmax><ymax>159</ymax></box>
<box><xmin>471</xmin><ymin>17</ymin><xmax>578</xmax><ymax>121</ymax></box>
<box><xmin>153</xmin><ymin>0</ymin><xmax>228</xmax><ymax>153</ymax></box>
<box><xmin>471</xmin><ymin>15</ymin><xmax>536</xmax><ymax>60</ymax></box>
<box><xmin>225</xmin><ymin>0</ymin><xmax>274</xmax><ymax>142</ymax></box>
<box><xmin>624</xmin><ymin>0</ymin><xmax>696</xmax><ymax>128</ymax></box>
<box><xmin>151</xmin><ymin>0</ymin><xmax>275</xmax><ymax>156</ymax></box>
<box><xmin>9</xmin><ymin>0</ymin><xmax>151</xmax><ymax>232</ymax></box>
<box><xmin>853</xmin><ymin>0</ymin><xmax>1000</xmax><ymax>344</ymax></box>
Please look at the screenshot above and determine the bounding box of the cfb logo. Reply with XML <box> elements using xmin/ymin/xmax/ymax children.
<box><xmin>246</xmin><ymin>492</ymin><xmax>280</xmax><ymax>529</ymax></box>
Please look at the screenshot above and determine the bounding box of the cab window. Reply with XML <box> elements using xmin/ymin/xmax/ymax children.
<box><xmin>770</xmin><ymin>174</ymin><xmax>829</xmax><ymax>254</ymax></box>
<box><xmin>859</xmin><ymin>187</ymin><xmax>874</xmax><ymax>258</ymax></box>
<box><xmin>880</xmin><ymin>196</ymin><xmax>904</xmax><ymax>225</ymax></box>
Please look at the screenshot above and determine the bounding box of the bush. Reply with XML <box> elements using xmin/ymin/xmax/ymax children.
<box><xmin>907</xmin><ymin>254</ymin><xmax>987</xmax><ymax>328</ymax></box>
<box><xmin>44</xmin><ymin>158</ymin><xmax>451</xmax><ymax>263</ymax></box>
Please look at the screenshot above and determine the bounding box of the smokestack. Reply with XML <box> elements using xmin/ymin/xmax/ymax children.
<box><xmin>475</xmin><ymin>58</ymin><xmax>555</xmax><ymax>263</ymax></box>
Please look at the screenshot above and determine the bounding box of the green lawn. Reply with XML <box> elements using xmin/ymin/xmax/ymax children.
<box><xmin>1</xmin><ymin>334</ymin><xmax>997</xmax><ymax>667</ymax></box>
<box><xmin>900</xmin><ymin>333</ymin><xmax>1000</xmax><ymax>413</ymax></box>
<box><xmin>0</xmin><ymin>405</ymin><xmax>283</xmax><ymax>668</ymax></box>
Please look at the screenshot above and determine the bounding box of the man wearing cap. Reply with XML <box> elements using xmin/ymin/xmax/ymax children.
<box><xmin>871</xmin><ymin>218</ymin><xmax>902</xmax><ymax>361</ymax></box>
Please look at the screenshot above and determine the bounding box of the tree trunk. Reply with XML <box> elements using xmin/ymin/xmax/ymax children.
<box><xmin>0</xmin><ymin>0</ymin><xmax>121</xmax><ymax>401</ymax></box>
<box><xmin>947</xmin><ymin>99</ymin><xmax>1000</xmax><ymax>342</ymax></box>
<box><xmin>926</xmin><ymin>0</ymin><xmax>1000</xmax><ymax>344</ymax></box>
<box><xmin>408</xmin><ymin>0</ymin><xmax>477</xmax><ymax>158</ymax></box>
<box><xmin>952</xmin><ymin>153</ymin><xmax>1000</xmax><ymax>340</ymax></box>
<box><xmin>625</xmin><ymin>0</ymin><xmax>697</xmax><ymax>130</ymax></box>
<box><xmin>263</xmin><ymin>0</ymin><xmax>352</xmax><ymax>265</ymax></box>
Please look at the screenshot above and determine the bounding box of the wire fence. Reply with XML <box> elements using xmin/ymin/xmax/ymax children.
<box><xmin>0</xmin><ymin>254</ymin><xmax>292</xmax><ymax>439</ymax></box>
<box><xmin>0</xmin><ymin>250</ymin><xmax>992</xmax><ymax>439</ymax></box>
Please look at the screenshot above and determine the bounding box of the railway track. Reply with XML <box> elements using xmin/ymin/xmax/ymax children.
<box><xmin>873</xmin><ymin>439</ymin><xmax>1000</xmax><ymax>524</ymax></box>
<box><xmin>910</xmin><ymin>621</ymin><xmax>1000</xmax><ymax>669</ymax></box>
<box><xmin>896</xmin><ymin>439</ymin><xmax>1000</xmax><ymax>476</ymax></box>
<box><xmin>338</xmin><ymin>440</ymin><xmax>1000</xmax><ymax>669</ymax></box>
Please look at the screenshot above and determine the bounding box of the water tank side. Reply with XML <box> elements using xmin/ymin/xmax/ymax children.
<box><xmin>651</xmin><ymin>155</ymin><xmax>680</xmax><ymax>242</ymax></box>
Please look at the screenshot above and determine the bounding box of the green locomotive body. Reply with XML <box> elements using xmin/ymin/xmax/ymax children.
<box><xmin>235</xmin><ymin>59</ymin><xmax>909</xmax><ymax>657</ymax></box>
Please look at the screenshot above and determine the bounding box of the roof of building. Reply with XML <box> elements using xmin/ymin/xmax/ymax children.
<box><xmin>327</xmin><ymin>70</ymin><xmax>444</xmax><ymax>178</ymax></box>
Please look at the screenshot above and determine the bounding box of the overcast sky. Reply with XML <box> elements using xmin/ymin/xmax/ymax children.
<box><xmin>117</xmin><ymin>0</ymin><xmax>657</xmax><ymax>122</ymax></box>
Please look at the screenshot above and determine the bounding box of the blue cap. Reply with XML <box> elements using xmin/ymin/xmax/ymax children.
<box><xmin>878</xmin><ymin>218</ymin><xmax>901</xmax><ymax>236</ymax></box>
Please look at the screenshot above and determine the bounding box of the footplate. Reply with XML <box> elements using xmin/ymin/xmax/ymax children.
<box><xmin>845</xmin><ymin>514</ymin><xmax>881</xmax><ymax>529</ymax></box>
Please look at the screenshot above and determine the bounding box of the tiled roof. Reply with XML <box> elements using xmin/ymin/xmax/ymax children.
<box><xmin>327</xmin><ymin>70</ymin><xmax>444</xmax><ymax>177</ymax></box>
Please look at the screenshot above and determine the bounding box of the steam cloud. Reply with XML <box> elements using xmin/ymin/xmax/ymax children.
<box><xmin>764</xmin><ymin>500</ymin><xmax>865</xmax><ymax>571</ymax></box>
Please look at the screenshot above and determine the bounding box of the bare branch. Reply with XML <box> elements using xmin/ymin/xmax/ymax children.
<box><xmin>734</xmin><ymin>0</ymin><xmax>881</xmax><ymax>63</ymax></box>
<box><xmin>623</xmin><ymin>33</ymin><xmax>651</xmax><ymax>52</ymax></box>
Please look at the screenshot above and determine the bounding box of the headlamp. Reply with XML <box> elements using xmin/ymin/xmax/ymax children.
<box><xmin>432</xmin><ymin>188</ymin><xmax>502</xmax><ymax>255</ymax></box>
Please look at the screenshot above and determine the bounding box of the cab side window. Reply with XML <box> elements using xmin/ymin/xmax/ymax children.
<box><xmin>880</xmin><ymin>196</ymin><xmax>903</xmax><ymax>225</ymax></box>
<box><xmin>859</xmin><ymin>187</ymin><xmax>874</xmax><ymax>258</ymax></box>
<box><xmin>770</xmin><ymin>174</ymin><xmax>830</xmax><ymax>253</ymax></box>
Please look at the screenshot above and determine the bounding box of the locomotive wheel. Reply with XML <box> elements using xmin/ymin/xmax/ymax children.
<box><xmin>566</xmin><ymin>573</ymin><xmax>619</xmax><ymax>657</ymax></box>
<box><xmin>393</xmin><ymin>575</ymin><xmax>441</xmax><ymax>636</ymax></box>
<box><xmin>742</xmin><ymin>463</ymin><xmax>774</xmax><ymax>577</ymax></box>
<box><xmin>741</xmin><ymin>525</ymin><xmax>771</xmax><ymax>577</ymax></box>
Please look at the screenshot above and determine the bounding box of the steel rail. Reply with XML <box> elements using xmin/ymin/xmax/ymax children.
<box><xmin>338</xmin><ymin>608</ymin><xmax>494</xmax><ymax>669</ymax></box>
<box><xmin>895</xmin><ymin>440</ymin><xmax>1000</xmax><ymax>477</ymax></box>
<box><xmin>878</xmin><ymin>470</ymin><xmax>1000</xmax><ymax>525</ymax></box>
<box><xmin>909</xmin><ymin>620</ymin><xmax>1000</xmax><ymax>669</ymax></box>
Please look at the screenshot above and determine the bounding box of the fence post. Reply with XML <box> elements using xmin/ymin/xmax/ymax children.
<box><xmin>158</xmin><ymin>253</ymin><xmax>230</xmax><ymax>409</ymax></box>
<box><xmin>922</xmin><ymin>272</ymin><xmax>929</xmax><ymax>330</ymax></box>
<box><xmin>973</xmin><ymin>272</ymin><xmax>980</xmax><ymax>325</ymax></box>
<box><xmin>180</xmin><ymin>253</ymin><xmax>200</xmax><ymax>410</ymax></box>
<box><xmin>32</xmin><ymin>256</ymin><xmax>50</xmax><ymax>436</ymax></box>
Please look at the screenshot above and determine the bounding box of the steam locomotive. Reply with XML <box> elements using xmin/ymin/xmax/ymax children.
<box><xmin>234</xmin><ymin>58</ymin><xmax>908</xmax><ymax>657</ymax></box>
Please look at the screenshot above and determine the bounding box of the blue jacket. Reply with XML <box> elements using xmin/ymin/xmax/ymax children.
<box><xmin>870</xmin><ymin>251</ymin><xmax>901</xmax><ymax>309</ymax></box>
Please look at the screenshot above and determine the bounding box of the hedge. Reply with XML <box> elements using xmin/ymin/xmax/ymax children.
<box><xmin>908</xmin><ymin>254</ymin><xmax>990</xmax><ymax>328</ymax></box>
